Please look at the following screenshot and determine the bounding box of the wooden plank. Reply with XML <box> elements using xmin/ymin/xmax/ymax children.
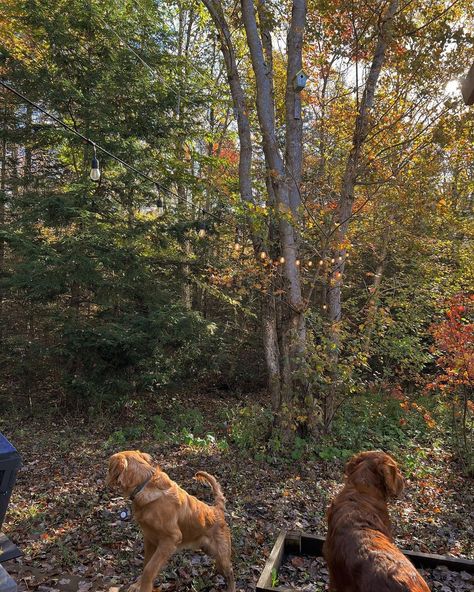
<box><xmin>256</xmin><ymin>531</ymin><xmax>287</xmax><ymax>592</ymax></box>
<box><xmin>284</xmin><ymin>531</ymin><xmax>301</xmax><ymax>555</ymax></box>
<box><xmin>300</xmin><ymin>534</ymin><xmax>325</xmax><ymax>556</ymax></box>
<box><xmin>256</xmin><ymin>530</ymin><xmax>474</xmax><ymax>591</ymax></box>
<box><xmin>403</xmin><ymin>549</ymin><xmax>474</xmax><ymax>573</ymax></box>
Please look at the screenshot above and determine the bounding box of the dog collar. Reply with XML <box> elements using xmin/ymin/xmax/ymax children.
<box><xmin>130</xmin><ymin>474</ymin><xmax>152</xmax><ymax>501</ymax></box>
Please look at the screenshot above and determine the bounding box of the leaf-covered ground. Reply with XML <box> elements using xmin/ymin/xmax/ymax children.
<box><xmin>2</xmin><ymin>392</ymin><xmax>473</xmax><ymax>592</ymax></box>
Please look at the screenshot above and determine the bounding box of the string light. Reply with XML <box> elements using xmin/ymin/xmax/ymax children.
<box><xmin>308</xmin><ymin>260</ymin><xmax>313</xmax><ymax>267</ymax></box>
<box><xmin>323</xmin><ymin>304</ymin><xmax>327</xmax><ymax>310</ymax></box>
<box><xmin>0</xmin><ymin>81</ymin><xmax>356</xmax><ymax>279</ymax></box>
<box><xmin>90</xmin><ymin>145</ymin><xmax>100</xmax><ymax>181</ymax></box>
<box><xmin>331</xmin><ymin>258</ymin><xmax>335</xmax><ymax>264</ymax></box>
<box><xmin>279</xmin><ymin>256</ymin><xmax>285</xmax><ymax>264</ymax></box>
<box><xmin>296</xmin><ymin>259</ymin><xmax>300</xmax><ymax>266</ymax></box>
<box><xmin>338</xmin><ymin>255</ymin><xmax>343</xmax><ymax>262</ymax></box>
<box><xmin>156</xmin><ymin>196</ymin><xmax>164</xmax><ymax>217</ymax></box>
<box><xmin>233</xmin><ymin>242</ymin><xmax>241</xmax><ymax>251</ymax></box>
<box><xmin>0</xmin><ymin>80</ymin><xmax>224</xmax><ymax>226</ymax></box>
<box><xmin>198</xmin><ymin>221</ymin><xmax>206</xmax><ymax>238</ymax></box>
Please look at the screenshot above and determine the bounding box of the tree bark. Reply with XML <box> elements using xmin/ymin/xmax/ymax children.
<box><xmin>285</xmin><ymin>0</ymin><xmax>305</xmax><ymax>218</ymax></box>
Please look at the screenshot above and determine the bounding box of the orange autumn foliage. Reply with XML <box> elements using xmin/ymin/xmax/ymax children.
<box><xmin>427</xmin><ymin>294</ymin><xmax>474</xmax><ymax>394</ymax></box>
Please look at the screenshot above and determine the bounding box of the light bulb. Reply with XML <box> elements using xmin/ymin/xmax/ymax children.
<box><xmin>323</xmin><ymin>304</ymin><xmax>327</xmax><ymax>310</ymax></box>
<box><xmin>197</xmin><ymin>219</ymin><xmax>207</xmax><ymax>238</ymax></box>
<box><xmin>156</xmin><ymin>197</ymin><xmax>164</xmax><ymax>217</ymax></box>
<box><xmin>319</xmin><ymin>260</ymin><xmax>324</xmax><ymax>266</ymax></box>
<box><xmin>90</xmin><ymin>155</ymin><xmax>100</xmax><ymax>181</ymax></box>
<box><xmin>279</xmin><ymin>256</ymin><xmax>285</xmax><ymax>264</ymax></box>
<box><xmin>260</xmin><ymin>251</ymin><xmax>267</xmax><ymax>259</ymax></box>
<box><xmin>338</xmin><ymin>256</ymin><xmax>343</xmax><ymax>262</ymax></box>
<box><xmin>296</xmin><ymin>259</ymin><xmax>300</xmax><ymax>266</ymax></box>
<box><xmin>234</xmin><ymin>242</ymin><xmax>241</xmax><ymax>251</ymax></box>
<box><xmin>331</xmin><ymin>258</ymin><xmax>335</xmax><ymax>264</ymax></box>
<box><xmin>308</xmin><ymin>261</ymin><xmax>313</xmax><ymax>267</ymax></box>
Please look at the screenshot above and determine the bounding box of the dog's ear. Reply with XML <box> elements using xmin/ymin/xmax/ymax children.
<box><xmin>106</xmin><ymin>454</ymin><xmax>128</xmax><ymax>487</ymax></box>
<box><xmin>380</xmin><ymin>460</ymin><xmax>404</xmax><ymax>498</ymax></box>
<box><xmin>138</xmin><ymin>452</ymin><xmax>153</xmax><ymax>465</ymax></box>
<box><xmin>345</xmin><ymin>453</ymin><xmax>366</xmax><ymax>477</ymax></box>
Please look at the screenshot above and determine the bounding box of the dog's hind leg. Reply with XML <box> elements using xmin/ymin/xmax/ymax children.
<box><xmin>217</xmin><ymin>557</ymin><xmax>235</xmax><ymax>592</ymax></box>
<box><xmin>204</xmin><ymin>535</ymin><xmax>235</xmax><ymax>592</ymax></box>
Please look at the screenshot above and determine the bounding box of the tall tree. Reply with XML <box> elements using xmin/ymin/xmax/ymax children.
<box><xmin>202</xmin><ymin>0</ymin><xmax>319</xmax><ymax>437</ymax></box>
<box><xmin>324</xmin><ymin>0</ymin><xmax>399</xmax><ymax>430</ymax></box>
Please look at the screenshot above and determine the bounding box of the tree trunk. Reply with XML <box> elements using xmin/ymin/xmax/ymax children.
<box><xmin>23</xmin><ymin>104</ymin><xmax>32</xmax><ymax>192</ymax></box>
<box><xmin>202</xmin><ymin>0</ymin><xmax>314</xmax><ymax>436</ymax></box>
<box><xmin>177</xmin><ymin>2</ymin><xmax>193</xmax><ymax>310</ymax></box>
<box><xmin>202</xmin><ymin>0</ymin><xmax>282</xmax><ymax>399</ymax></box>
<box><xmin>262</xmin><ymin>294</ymin><xmax>282</xmax><ymax>412</ymax></box>
<box><xmin>324</xmin><ymin>0</ymin><xmax>399</xmax><ymax>432</ymax></box>
<box><xmin>0</xmin><ymin>101</ymin><xmax>6</xmax><ymax>342</ymax></box>
<box><xmin>241</xmin><ymin>0</ymin><xmax>310</xmax><ymax>435</ymax></box>
<box><xmin>363</xmin><ymin>237</ymin><xmax>389</xmax><ymax>352</ymax></box>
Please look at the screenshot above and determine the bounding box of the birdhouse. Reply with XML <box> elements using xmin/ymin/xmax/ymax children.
<box><xmin>461</xmin><ymin>62</ymin><xmax>474</xmax><ymax>105</ymax></box>
<box><xmin>293</xmin><ymin>70</ymin><xmax>308</xmax><ymax>93</ymax></box>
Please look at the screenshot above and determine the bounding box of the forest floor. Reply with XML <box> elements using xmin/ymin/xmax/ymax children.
<box><xmin>2</xmin><ymin>391</ymin><xmax>473</xmax><ymax>592</ymax></box>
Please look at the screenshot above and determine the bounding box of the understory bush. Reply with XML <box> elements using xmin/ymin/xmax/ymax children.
<box><xmin>225</xmin><ymin>404</ymin><xmax>273</xmax><ymax>450</ymax></box>
<box><xmin>427</xmin><ymin>294</ymin><xmax>474</xmax><ymax>475</ymax></box>
<box><xmin>58</xmin><ymin>306</ymin><xmax>221</xmax><ymax>407</ymax></box>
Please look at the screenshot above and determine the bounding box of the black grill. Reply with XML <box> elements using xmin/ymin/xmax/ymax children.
<box><xmin>0</xmin><ymin>433</ymin><xmax>21</xmax><ymax>563</ymax></box>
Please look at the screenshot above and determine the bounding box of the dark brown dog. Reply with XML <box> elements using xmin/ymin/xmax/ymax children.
<box><xmin>106</xmin><ymin>450</ymin><xmax>235</xmax><ymax>592</ymax></box>
<box><xmin>324</xmin><ymin>451</ymin><xmax>430</xmax><ymax>592</ymax></box>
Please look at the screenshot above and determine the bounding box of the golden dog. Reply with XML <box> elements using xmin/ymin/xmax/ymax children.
<box><xmin>106</xmin><ymin>450</ymin><xmax>235</xmax><ymax>592</ymax></box>
<box><xmin>324</xmin><ymin>450</ymin><xmax>430</xmax><ymax>592</ymax></box>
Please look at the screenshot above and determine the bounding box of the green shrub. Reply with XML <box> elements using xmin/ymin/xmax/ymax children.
<box><xmin>106</xmin><ymin>425</ymin><xmax>145</xmax><ymax>447</ymax></box>
<box><xmin>59</xmin><ymin>306</ymin><xmax>220</xmax><ymax>407</ymax></box>
<box><xmin>226</xmin><ymin>404</ymin><xmax>272</xmax><ymax>450</ymax></box>
<box><xmin>173</xmin><ymin>408</ymin><xmax>205</xmax><ymax>435</ymax></box>
<box><xmin>179</xmin><ymin>429</ymin><xmax>227</xmax><ymax>450</ymax></box>
<box><xmin>152</xmin><ymin>415</ymin><xmax>168</xmax><ymax>441</ymax></box>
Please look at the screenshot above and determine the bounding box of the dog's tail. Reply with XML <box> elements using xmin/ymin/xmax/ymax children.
<box><xmin>195</xmin><ymin>471</ymin><xmax>226</xmax><ymax>511</ymax></box>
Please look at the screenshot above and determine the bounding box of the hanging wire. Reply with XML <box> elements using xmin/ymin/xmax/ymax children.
<box><xmin>0</xmin><ymin>79</ymin><xmax>223</xmax><ymax>223</ymax></box>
